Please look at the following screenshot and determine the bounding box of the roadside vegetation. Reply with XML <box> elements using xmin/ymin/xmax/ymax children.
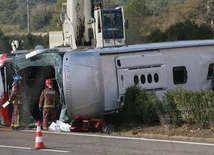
<box><xmin>0</xmin><ymin>30</ymin><xmax>49</xmax><ymax>53</ymax></box>
<box><xmin>110</xmin><ymin>86</ymin><xmax>214</xmax><ymax>139</ymax></box>
<box><xmin>0</xmin><ymin>18</ymin><xmax>213</xmax><ymax>53</ymax></box>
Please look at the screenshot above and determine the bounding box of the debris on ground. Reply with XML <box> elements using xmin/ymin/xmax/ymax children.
<box><xmin>70</xmin><ymin>114</ymin><xmax>114</xmax><ymax>134</ymax></box>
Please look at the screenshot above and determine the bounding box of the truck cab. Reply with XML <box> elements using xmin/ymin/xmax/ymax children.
<box><xmin>94</xmin><ymin>7</ymin><xmax>127</xmax><ymax>47</ymax></box>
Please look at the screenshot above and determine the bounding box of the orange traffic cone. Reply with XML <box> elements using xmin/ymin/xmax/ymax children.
<box><xmin>34</xmin><ymin>121</ymin><xmax>46</xmax><ymax>149</ymax></box>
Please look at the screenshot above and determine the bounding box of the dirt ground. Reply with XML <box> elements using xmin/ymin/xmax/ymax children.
<box><xmin>113</xmin><ymin>124</ymin><xmax>214</xmax><ymax>143</ymax></box>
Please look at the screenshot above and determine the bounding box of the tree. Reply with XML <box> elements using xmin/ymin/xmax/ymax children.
<box><xmin>165</xmin><ymin>20</ymin><xmax>197</xmax><ymax>41</ymax></box>
<box><xmin>0</xmin><ymin>29</ymin><xmax>11</xmax><ymax>53</ymax></box>
<box><xmin>146</xmin><ymin>29</ymin><xmax>167</xmax><ymax>43</ymax></box>
<box><xmin>49</xmin><ymin>0</ymin><xmax>66</xmax><ymax>31</ymax></box>
<box><xmin>14</xmin><ymin>0</ymin><xmax>28</xmax><ymax>30</ymax></box>
<box><xmin>198</xmin><ymin>23</ymin><xmax>214</xmax><ymax>39</ymax></box>
<box><xmin>30</xmin><ymin>2</ymin><xmax>53</xmax><ymax>31</ymax></box>
<box><xmin>124</xmin><ymin>0</ymin><xmax>149</xmax><ymax>44</ymax></box>
<box><xmin>146</xmin><ymin>20</ymin><xmax>214</xmax><ymax>42</ymax></box>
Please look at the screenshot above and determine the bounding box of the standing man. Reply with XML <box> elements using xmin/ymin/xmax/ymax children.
<box><xmin>39</xmin><ymin>79</ymin><xmax>60</xmax><ymax>130</ymax></box>
<box><xmin>9</xmin><ymin>75</ymin><xmax>24</xmax><ymax>130</ymax></box>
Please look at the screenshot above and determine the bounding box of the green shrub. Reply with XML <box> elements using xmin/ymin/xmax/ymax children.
<box><xmin>0</xmin><ymin>32</ymin><xmax>49</xmax><ymax>53</ymax></box>
<box><xmin>120</xmin><ymin>86</ymin><xmax>214</xmax><ymax>129</ymax></box>
<box><xmin>9</xmin><ymin>33</ymin><xmax>49</xmax><ymax>50</ymax></box>
<box><xmin>161</xmin><ymin>90</ymin><xmax>182</xmax><ymax>125</ymax></box>
<box><xmin>120</xmin><ymin>85</ymin><xmax>161</xmax><ymax>126</ymax></box>
<box><xmin>162</xmin><ymin>89</ymin><xmax>214</xmax><ymax>129</ymax></box>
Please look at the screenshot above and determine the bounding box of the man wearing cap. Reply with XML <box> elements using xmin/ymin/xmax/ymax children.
<box><xmin>9</xmin><ymin>75</ymin><xmax>24</xmax><ymax>130</ymax></box>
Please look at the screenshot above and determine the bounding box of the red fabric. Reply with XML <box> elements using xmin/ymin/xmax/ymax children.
<box><xmin>1</xmin><ymin>92</ymin><xmax>10</xmax><ymax>126</ymax></box>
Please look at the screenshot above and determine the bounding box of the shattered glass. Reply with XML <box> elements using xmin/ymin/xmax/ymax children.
<box><xmin>3</xmin><ymin>50</ymin><xmax>67</xmax><ymax>128</ymax></box>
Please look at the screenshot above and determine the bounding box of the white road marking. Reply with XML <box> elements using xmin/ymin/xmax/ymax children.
<box><xmin>0</xmin><ymin>145</ymin><xmax>31</xmax><ymax>150</ymax></box>
<box><xmin>0</xmin><ymin>145</ymin><xmax>69</xmax><ymax>153</ymax></box>
<box><xmin>23</xmin><ymin>130</ymin><xmax>214</xmax><ymax>147</ymax></box>
<box><xmin>37</xmin><ymin>148</ymin><xmax>70</xmax><ymax>153</ymax></box>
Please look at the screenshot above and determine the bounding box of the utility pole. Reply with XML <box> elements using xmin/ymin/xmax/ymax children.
<box><xmin>27</xmin><ymin>0</ymin><xmax>30</xmax><ymax>33</ymax></box>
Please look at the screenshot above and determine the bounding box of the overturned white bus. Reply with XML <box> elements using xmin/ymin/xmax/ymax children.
<box><xmin>1</xmin><ymin>40</ymin><xmax>214</xmax><ymax>126</ymax></box>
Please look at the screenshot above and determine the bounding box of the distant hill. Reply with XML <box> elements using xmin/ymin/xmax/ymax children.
<box><xmin>1</xmin><ymin>0</ymin><xmax>213</xmax><ymax>42</ymax></box>
<box><xmin>0</xmin><ymin>0</ymin><xmax>126</xmax><ymax>34</ymax></box>
<box><xmin>0</xmin><ymin>0</ymin><xmax>57</xmax><ymax>34</ymax></box>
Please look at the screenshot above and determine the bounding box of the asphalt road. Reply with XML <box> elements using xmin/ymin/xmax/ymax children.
<box><xmin>0</xmin><ymin>128</ymin><xmax>214</xmax><ymax>155</ymax></box>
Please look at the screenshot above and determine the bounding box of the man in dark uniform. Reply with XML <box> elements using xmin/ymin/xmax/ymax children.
<box><xmin>39</xmin><ymin>79</ymin><xmax>60</xmax><ymax>130</ymax></box>
<box><xmin>9</xmin><ymin>75</ymin><xmax>24</xmax><ymax>130</ymax></box>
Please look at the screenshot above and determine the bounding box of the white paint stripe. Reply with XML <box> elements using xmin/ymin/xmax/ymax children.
<box><xmin>23</xmin><ymin>130</ymin><xmax>214</xmax><ymax>147</ymax></box>
<box><xmin>0</xmin><ymin>145</ymin><xmax>31</xmax><ymax>150</ymax></box>
<box><xmin>38</xmin><ymin>148</ymin><xmax>70</xmax><ymax>153</ymax></box>
<box><xmin>35</xmin><ymin>137</ymin><xmax>43</xmax><ymax>142</ymax></box>
<box><xmin>139</xmin><ymin>138</ymin><xmax>214</xmax><ymax>146</ymax></box>
<box><xmin>85</xmin><ymin>134</ymin><xmax>214</xmax><ymax>146</ymax></box>
<box><xmin>0</xmin><ymin>145</ymin><xmax>69</xmax><ymax>153</ymax></box>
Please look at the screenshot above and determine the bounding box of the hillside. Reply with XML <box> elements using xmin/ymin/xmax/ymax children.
<box><xmin>0</xmin><ymin>0</ymin><xmax>213</xmax><ymax>44</ymax></box>
<box><xmin>0</xmin><ymin>0</ymin><xmax>193</xmax><ymax>34</ymax></box>
<box><xmin>0</xmin><ymin>0</ymin><xmax>57</xmax><ymax>34</ymax></box>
